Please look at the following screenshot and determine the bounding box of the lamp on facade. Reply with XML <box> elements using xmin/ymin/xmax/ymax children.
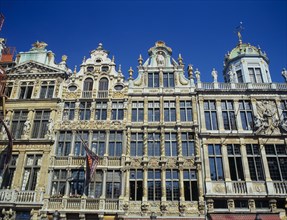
<box><xmin>53</xmin><ymin>210</ymin><xmax>60</xmax><ymax>220</ymax></box>
<box><xmin>150</xmin><ymin>212</ymin><xmax>157</xmax><ymax>219</ymax></box>
<box><xmin>255</xmin><ymin>213</ymin><xmax>262</xmax><ymax>220</ymax></box>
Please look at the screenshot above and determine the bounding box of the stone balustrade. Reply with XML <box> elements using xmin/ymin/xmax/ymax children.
<box><xmin>0</xmin><ymin>189</ymin><xmax>43</xmax><ymax>204</ymax></box>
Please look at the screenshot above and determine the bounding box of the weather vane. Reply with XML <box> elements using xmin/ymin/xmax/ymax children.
<box><xmin>235</xmin><ymin>22</ymin><xmax>244</xmax><ymax>44</ymax></box>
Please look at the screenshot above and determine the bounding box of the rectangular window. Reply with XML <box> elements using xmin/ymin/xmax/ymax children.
<box><xmin>51</xmin><ymin>170</ymin><xmax>67</xmax><ymax>196</ymax></box>
<box><xmin>165</xmin><ymin>132</ymin><xmax>177</xmax><ymax>157</ymax></box>
<box><xmin>132</xmin><ymin>101</ymin><xmax>144</xmax><ymax>122</ymax></box>
<box><xmin>63</xmin><ymin>102</ymin><xmax>75</xmax><ymax>120</ymax></box>
<box><xmin>181</xmin><ymin>132</ymin><xmax>195</xmax><ymax>156</ymax></box>
<box><xmin>255</xmin><ymin>68</ymin><xmax>263</xmax><ymax>83</ymax></box>
<box><xmin>221</xmin><ymin>100</ymin><xmax>237</xmax><ymax>130</ymax></box>
<box><xmin>266</xmin><ymin>144</ymin><xmax>287</xmax><ymax>181</ymax></box>
<box><xmin>109</xmin><ymin>131</ymin><xmax>122</xmax><ymax>157</ymax></box>
<box><xmin>227</xmin><ymin>144</ymin><xmax>244</xmax><ymax>181</ymax></box>
<box><xmin>130</xmin><ymin>169</ymin><xmax>143</xmax><ymax>201</ymax></box>
<box><xmin>39</xmin><ymin>81</ymin><xmax>55</xmax><ymax>98</ymax></box>
<box><xmin>236</xmin><ymin>70</ymin><xmax>243</xmax><ymax>83</ymax></box>
<box><xmin>249</xmin><ymin>68</ymin><xmax>263</xmax><ymax>83</ymax></box>
<box><xmin>21</xmin><ymin>154</ymin><xmax>42</xmax><ymax>190</ymax></box>
<box><xmin>183</xmin><ymin>170</ymin><xmax>198</xmax><ymax>201</ymax></box>
<box><xmin>106</xmin><ymin>170</ymin><xmax>121</xmax><ymax>199</ymax></box>
<box><xmin>148</xmin><ymin>169</ymin><xmax>161</xmax><ymax>201</ymax></box>
<box><xmin>19</xmin><ymin>82</ymin><xmax>33</xmax><ymax>99</ymax></box>
<box><xmin>208</xmin><ymin>144</ymin><xmax>224</xmax><ymax>181</ymax></box>
<box><xmin>148</xmin><ymin>72</ymin><xmax>159</xmax><ymax>88</ymax></box>
<box><xmin>32</xmin><ymin>110</ymin><xmax>50</xmax><ymax>138</ymax></box>
<box><xmin>148</xmin><ymin>133</ymin><xmax>161</xmax><ymax>157</ymax></box>
<box><xmin>70</xmin><ymin>170</ymin><xmax>85</xmax><ymax>195</ymax></box>
<box><xmin>89</xmin><ymin>171</ymin><xmax>103</xmax><ymax>198</ymax></box>
<box><xmin>163</xmin><ymin>72</ymin><xmax>174</xmax><ymax>88</ymax></box>
<box><xmin>79</xmin><ymin>102</ymin><xmax>91</xmax><ymax>120</ymax></box>
<box><xmin>204</xmin><ymin>101</ymin><xmax>218</xmax><ymax>130</ymax></box>
<box><xmin>57</xmin><ymin>131</ymin><xmax>72</xmax><ymax>156</ymax></box>
<box><xmin>112</xmin><ymin>101</ymin><xmax>124</xmax><ymax>120</ymax></box>
<box><xmin>91</xmin><ymin>131</ymin><xmax>106</xmax><ymax>156</ymax></box>
<box><xmin>11</xmin><ymin>110</ymin><xmax>28</xmax><ymax>139</ymax></box>
<box><xmin>148</xmin><ymin>101</ymin><xmax>160</xmax><ymax>122</ymax></box>
<box><xmin>280</xmin><ymin>100</ymin><xmax>287</xmax><ymax>118</ymax></box>
<box><xmin>95</xmin><ymin>101</ymin><xmax>107</xmax><ymax>120</ymax></box>
<box><xmin>239</xmin><ymin>100</ymin><xmax>253</xmax><ymax>130</ymax></box>
<box><xmin>4</xmin><ymin>83</ymin><xmax>13</xmax><ymax>98</ymax></box>
<box><xmin>74</xmin><ymin>131</ymin><xmax>89</xmax><ymax>156</ymax></box>
<box><xmin>164</xmin><ymin>101</ymin><xmax>176</xmax><ymax>122</ymax></box>
<box><xmin>166</xmin><ymin>170</ymin><xmax>179</xmax><ymax>201</ymax></box>
<box><xmin>246</xmin><ymin>144</ymin><xmax>264</xmax><ymax>181</ymax></box>
<box><xmin>1</xmin><ymin>155</ymin><xmax>18</xmax><ymax>189</ymax></box>
<box><xmin>180</xmin><ymin>101</ymin><xmax>192</xmax><ymax>121</ymax></box>
<box><xmin>130</xmin><ymin>133</ymin><xmax>143</xmax><ymax>157</ymax></box>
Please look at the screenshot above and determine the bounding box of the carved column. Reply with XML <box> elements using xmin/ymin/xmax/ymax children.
<box><xmin>65</xmin><ymin>169</ymin><xmax>71</xmax><ymax>196</ymax></box>
<box><xmin>142</xmin><ymin>166</ymin><xmax>148</xmax><ymax>202</ymax></box>
<box><xmin>175</xmin><ymin>96</ymin><xmax>180</xmax><ymax>123</ymax></box>
<box><xmin>161</xmin><ymin>166</ymin><xmax>166</xmax><ymax>202</ymax></box>
<box><xmin>13</xmin><ymin>150</ymin><xmax>25</xmax><ymax>189</ymax></box>
<box><xmin>90</xmin><ymin>101</ymin><xmax>95</xmax><ymax>121</ymax></box>
<box><xmin>143</xmin><ymin>127</ymin><xmax>148</xmax><ymax>160</ymax></box>
<box><xmin>178</xmin><ymin>166</ymin><xmax>184</xmax><ymax>201</ymax></box>
<box><xmin>198</xmin><ymin>97</ymin><xmax>206</xmax><ymax>131</ymax></box>
<box><xmin>70</xmin><ymin>131</ymin><xmax>77</xmax><ymax>156</ymax></box>
<box><xmin>177</xmin><ymin>127</ymin><xmax>182</xmax><ymax>157</ymax></box>
<box><xmin>126</xmin><ymin>127</ymin><xmax>131</xmax><ymax>157</ymax></box>
<box><xmin>125</xmin><ymin>168</ymin><xmax>130</xmax><ymax>200</ymax></box>
<box><xmin>240</xmin><ymin>143</ymin><xmax>251</xmax><ymax>181</ymax></box>
<box><xmin>74</xmin><ymin>102</ymin><xmax>80</xmax><ymax>121</ymax></box>
<box><xmin>216</xmin><ymin>99</ymin><xmax>224</xmax><ymax>131</ymax></box>
<box><xmin>192</xmin><ymin>96</ymin><xmax>198</xmax><ymax>124</ymax></box>
<box><xmin>144</xmin><ymin>96</ymin><xmax>148</xmax><ymax>124</ymax></box>
<box><xmin>197</xmin><ymin>163</ymin><xmax>204</xmax><ymax>203</ymax></box>
<box><xmin>38</xmin><ymin>150</ymin><xmax>50</xmax><ymax>188</ymax></box>
<box><xmin>221</xmin><ymin>144</ymin><xmax>231</xmax><ymax>181</ymax></box>
<box><xmin>234</xmin><ymin>100</ymin><xmax>243</xmax><ymax>131</ymax></box>
<box><xmin>260</xmin><ymin>144</ymin><xmax>271</xmax><ymax>181</ymax></box>
<box><xmin>160</xmin><ymin>127</ymin><xmax>165</xmax><ymax>157</ymax></box>
<box><xmin>203</xmin><ymin>143</ymin><xmax>211</xmax><ymax>181</ymax></box>
<box><xmin>101</xmin><ymin>169</ymin><xmax>107</xmax><ymax>199</ymax></box>
<box><xmin>160</xmin><ymin>96</ymin><xmax>164</xmax><ymax>123</ymax></box>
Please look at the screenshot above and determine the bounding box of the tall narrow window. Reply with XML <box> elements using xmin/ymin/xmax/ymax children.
<box><xmin>11</xmin><ymin>110</ymin><xmax>28</xmax><ymax>139</ymax></box>
<box><xmin>70</xmin><ymin>170</ymin><xmax>85</xmax><ymax>195</ymax></box>
<box><xmin>236</xmin><ymin>70</ymin><xmax>243</xmax><ymax>83</ymax></box>
<box><xmin>246</xmin><ymin>144</ymin><xmax>264</xmax><ymax>181</ymax></box>
<box><xmin>227</xmin><ymin>144</ymin><xmax>244</xmax><ymax>181</ymax></box>
<box><xmin>249</xmin><ymin>68</ymin><xmax>263</xmax><ymax>83</ymax></box>
<box><xmin>280</xmin><ymin>100</ymin><xmax>287</xmax><ymax>118</ymax></box>
<box><xmin>255</xmin><ymin>68</ymin><xmax>263</xmax><ymax>83</ymax></box>
<box><xmin>165</xmin><ymin>132</ymin><xmax>177</xmax><ymax>157</ymax></box>
<box><xmin>164</xmin><ymin>101</ymin><xmax>176</xmax><ymax>122</ymax></box>
<box><xmin>148</xmin><ymin>169</ymin><xmax>161</xmax><ymax>201</ymax></box>
<box><xmin>51</xmin><ymin>170</ymin><xmax>67</xmax><ymax>196</ymax></box>
<box><xmin>208</xmin><ymin>144</ymin><xmax>224</xmax><ymax>181</ymax></box>
<box><xmin>40</xmin><ymin>81</ymin><xmax>55</xmax><ymax>98</ymax></box>
<box><xmin>4</xmin><ymin>82</ymin><xmax>13</xmax><ymax>98</ymax></box>
<box><xmin>106</xmin><ymin>170</ymin><xmax>121</xmax><ymax>199</ymax></box>
<box><xmin>95</xmin><ymin>101</ymin><xmax>107</xmax><ymax>120</ymax></box>
<box><xmin>57</xmin><ymin>131</ymin><xmax>72</xmax><ymax>156</ymax></box>
<box><xmin>111</xmin><ymin>101</ymin><xmax>124</xmax><ymax>120</ymax></box>
<box><xmin>74</xmin><ymin>131</ymin><xmax>89</xmax><ymax>156</ymax></box>
<box><xmin>92</xmin><ymin>131</ymin><xmax>106</xmax><ymax>156</ymax></box>
<box><xmin>89</xmin><ymin>171</ymin><xmax>103</xmax><ymax>198</ymax></box>
<box><xmin>148</xmin><ymin>101</ymin><xmax>160</xmax><ymax>122</ymax></box>
<box><xmin>19</xmin><ymin>82</ymin><xmax>33</xmax><ymax>99</ymax></box>
<box><xmin>79</xmin><ymin>102</ymin><xmax>91</xmax><ymax>120</ymax></box>
<box><xmin>130</xmin><ymin>170</ymin><xmax>143</xmax><ymax>201</ymax></box>
<box><xmin>32</xmin><ymin>110</ymin><xmax>50</xmax><ymax>138</ymax></box>
<box><xmin>222</xmin><ymin>100</ymin><xmax>237</xmax><ymax>130</ymax></box>
<box><xmin>148</xmin><ymin>133</ymin><xmax>161</xmax><ymax>157</ymax></box>
<box><xmin>1</xmin><ymin>155</ymin><xmax>18</xmax><ymax>189</ymax></box>
<box><xmin>166</xmin><ymin>170</ymin><xmax>179</xmax><ymax>201</ymax></box>
<box><xmin>148</xmin><ymin>72</ymin><xmax>159</xmax><ymax>88</ymax></box>
<box><xmin>180</xmin><ymin>101</ymin><xmax>192</xmax><ymax>121</ymax></box>
<box><xmin>130</xmin><ymin>133</ymin><xmax>143</xmax><ymax>157</ymax></box>
<box><xmin>63</xmin><ymin>102</ymin><xmax>75</xmax><ymax>120</ymax></box>
<box><xmin>204</xmin><ymin>100</ymin><xmax>218</xmax><ymax>130</ymax></box>
<box><xmin>98</xmin><ymin>77</ymin><xmax>109</xmax><ymax>98</ymax></box>
<box><xmin>239</xmin><ymin>100</ymin><xmax>253</xmax><ymax>130</ymax></box>
<box><xmin>109</xmin><ymin>131</ymin><xmax>122</xmax><ymax>157</ymax></box>
<box><xmin>163</xmin><ymin>72</ymin><xmax>174</xmax><ymax>88</ymax></box>
<box><xmin>132</xmin><ymin>101</ymin><xmax>144</xmax><ymax>122</ymax></box>
<box><xmin>83</xmin><ymin>78</ymin><xmax>93</xmax><ymax>98</ymax></box>
<box><xmin>21</xmin><ymin>155</ymin><xmax>42</xmax><ymax>190</ymax></box>
<box><xmin>181</xmin><ymin>132</ymin><xmax>195</xmax><ymax>156</ymax></box>
<box><xmin>183</xmin><ymin>170</ymin><xmax>198</xmax><ymax>201</ymax></box>
<box><xmin>265</xmin><ymin>144</ymin><xmax>287</xmax><ymax>181</ymax></box>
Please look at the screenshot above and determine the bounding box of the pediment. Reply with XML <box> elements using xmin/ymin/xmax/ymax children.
<box><xmin>6</xmin><ymin>60</ymin><xmax>64</xmax><ymax>75</ymax></box>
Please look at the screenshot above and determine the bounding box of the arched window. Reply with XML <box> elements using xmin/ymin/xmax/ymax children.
<box><xmin>98</xmin><ymin>78</ymin><xmax>109</xmax><ymax>98</ymax></box>
<box><xmin>83</xmin><ymin>78</ymin><xmax>93</xmax><ymax>91</ymax></box>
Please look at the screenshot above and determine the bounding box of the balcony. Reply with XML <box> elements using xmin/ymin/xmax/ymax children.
<box><xmin>273</xmin><ymin>181</ymin><xmax>287</xmax><ymax>194</ymax></box>
<box><xmin>82</xmin><ymin>91</ymin><xmax>93</xmax><ymax>98</ymax></box>
<box><xmin>97</xmin><ymin>91</ymin><xmax>108</xmax><ymax>98</ymax></box>
<box><xmin>0</xmin><ymin>189</ymin><xmax>43</xmax><ymax>206</ymax></box>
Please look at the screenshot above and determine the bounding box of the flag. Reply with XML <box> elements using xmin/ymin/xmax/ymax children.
<box><xmin>0</xmin><ymin>13</ymin><xmax>4</xmax><ymax>31</ymax></box>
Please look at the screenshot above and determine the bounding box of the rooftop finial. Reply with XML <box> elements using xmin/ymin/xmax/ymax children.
<box><xmin>129</xmin><ymin>66</ymin><xmax>134</xmax><ymax>79</ymax></box>
<box><xmin>118</xmin><ymin>64</ymin><xmax>122</xmax><ymax>73</ymax></box>
<box><xmin>73</xmin><ymin>65</ymin><xmax>77</xmax><ymax>74</ymax></box>
<box><xmin>138</xmin><ymin>54</ymin><xmax>143</xmax><ymax>66</ymax></box>
<box><xmin>82</xmin><ymin>56</ymin><xmax>86</xmax><ymax>63</ymax></box>
<box><xmin>178</xmin><ymin>54</ymin><xmax>183</xmax><ymax>65</ymax></box>
<box><xmin>97</xmin><ymin>43</ymin><xmax>103</xmax><ymax>50</ymax></box>
<box><xmin>235</xmin><ymin>22</ymin><xmax>244</xmax><ymax>44</ymax></box>
<box><xmin>112</xmin><ymin>55</ymin><xmax>115</xmax><ymax>63</ymax></box>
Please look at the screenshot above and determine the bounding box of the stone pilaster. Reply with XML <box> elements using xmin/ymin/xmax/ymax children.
<box><xmin>13</xmin><ymin>150</ymin><xmax>25</xmax><ymax>190</ymax></box>
<box><xmin>216</xmin><ymin>99</ymin><xmax>224</xmax><ymax>131</ymax></box>
<box><xmin>221</xmin><ymin>144</ymin><xmax>231</xmax><ymax>181</ymax></box>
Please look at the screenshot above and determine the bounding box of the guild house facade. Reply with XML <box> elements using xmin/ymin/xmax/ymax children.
<box><xmin>0</xmin><ymin>37</ymin><xmax>287</xmax><ymax>220</ymax></box>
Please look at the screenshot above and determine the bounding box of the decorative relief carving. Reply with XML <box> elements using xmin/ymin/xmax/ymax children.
<box><xmin>254</xmin><ymin>100</ymin><xmax>280</xmax><ymax>135</ymax></box>
<box><xmin>148</xmin><ymin>158</ymin><xmax>159</xmax><ymax>168</ymax></box>
<box><xmin>178</xmin><ymin>73</ymin><xmax>189</xmax><ymax>85</ymax></box>
<box><xmin>167</xmin><ymin>158</ymin><xmax>177</xmax><ymax>168</ymax></box>
<box><xmin>131</xmin><ymin>158</ymin><xmax>142</xmax><ymax>168</ymax></box>
<box><xmin>183</xmin><ymin>158</ymin><xmax>195</xmax><ymax>168</ymax></box>
<box><xmin>213</xmin><ymin>183</ymin><xmax>225</xmax><ymax>193</ymax></box>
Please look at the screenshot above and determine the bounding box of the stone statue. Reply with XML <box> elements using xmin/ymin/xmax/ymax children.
<box><xmin>282</xmin><ymin>68</ymin><xmax>287</xmax><ymax>82</ymax></box>
<box><xmin>280</xmin><ymin>116</ymin><xmax>287</xmax><ymax>132</ymax></box>
<box><xmin>23</xmin><ymin>119</ymin><xmax>31</xmax><ymax>135</ymax></box>
<box><xmin>195</xmin><ymin>69</ymin><xmax>201</xmax><ymax>82</ymax></box>
<box><xmin>211</xmin><ymin>68</ymin><xmax>218</xmax><ymax>83</ymax></box>
<box><xmin>228</xmin><ymin>69</ymin><xmax>235</xmax><ymax>83</ymax></box>
<box><xmin>47</xmin><ymin>119</ymin><xmax>54</xmax><ymax>139</ymax></box>
<box><xmin>156</xmin><ymin>52</ymin><xmax>165</xmax><ymax>66</ymax></box>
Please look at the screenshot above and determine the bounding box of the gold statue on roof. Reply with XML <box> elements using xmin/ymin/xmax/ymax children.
<box><xmin>235</xmin><ymin>22</ymin><xmax>244</xmax><ymax>44</ymax></box>
<box><xmin>32</xmin><ymin>41</ymin><xmax>48</xmax><ymax>49</ymax></box>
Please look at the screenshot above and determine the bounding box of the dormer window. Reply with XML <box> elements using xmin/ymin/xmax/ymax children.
<box><xmin>19</xmin><ymin>82</ymin><xmax>33</xmax><ymax>99</ymax></box>
<box><xmin>148</xmin><ymin>72</ymin><xmax>159</xmax><ymax>88</ymax></box>
<box><xmin>40</xmin><ymin>81</ymin><xmax>55</xmax><ymax>98</ymax></box>
<box><xmin>248</xmin><ymin>68</ymin><xmax>263</xmax><ymax>83</ymax></box>
<box><xmin>101</xmin><ymin>66</ymin><xmax>109</xmax><ymax>72</ymax></box>
<box><xmin>87</xmin><ymin>66</ymin><xmax>94</xmax><ymax>73</ymax></box>
<box><xmin>98</xmin><ymin>77</ymin><xmax>109</xmax><ymax>98</ymax></box>
<box><xmin>163</xmin><ymin>72</ymin><xmax>174</xmax><ymax>88</ymax></box>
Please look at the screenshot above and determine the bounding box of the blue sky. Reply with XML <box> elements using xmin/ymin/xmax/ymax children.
<box><xmin>1</xmin><ymin>0</ymin><xmax>287</xmax><ymax>82</ymax></box>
